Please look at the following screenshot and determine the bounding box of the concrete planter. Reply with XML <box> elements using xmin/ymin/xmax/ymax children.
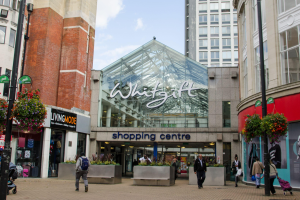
<box><xmin>58</xmin><ymin>163</ymin><xmax>122</xmax><ymax>184</ymax></box>
<box><xmin>132</xmin><ymin>166</ymin><xmax>175</xmax><ymax>186</ymax></box>
<box><xmin>189</xmin><ymin>167</ymin><xmax>226</xmax><ymax>186</ymax></box>
<box><xmin>58</xmin><ymin>163</ymin><xmax>76</xmax><ymax>180</ymax></box>
<box><xmin>87</xmin><ymin>165</ymin><xmax>122</xmax><ymax>184</ymax></box>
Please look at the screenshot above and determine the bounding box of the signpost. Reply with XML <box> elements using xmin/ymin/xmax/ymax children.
<box><xmin>18</xmin><ymin>75</ymin><xmax>32</xmax><ymax>84</ymax></box>
<box><xmin>0</xmin><ymin>75</ymin><xmax>9</xmax><ymax>84</ymax></box>
<box><xmin>255</xmin><ymin>100</ymin><xmax>262</xmax><ymax>107</ymax></box>
<box><xmin>267</xmin><ymin>97</ymin><xmax>274</xmax><ymax>104</ymax></box>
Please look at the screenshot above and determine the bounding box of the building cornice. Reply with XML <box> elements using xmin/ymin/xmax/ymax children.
<box><xmin>233</xmin><ymin>0</ymin><xmax>246</xmax><ymax>14</ymax></box>
<box><xmin>237</xmin><ymin>82</ymin><xmax>300</xmax><ymax>112</ymax></box>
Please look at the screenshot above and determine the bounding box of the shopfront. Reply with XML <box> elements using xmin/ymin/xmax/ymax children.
<box><xmin>89</xmin><ymin>39</ymin><xmax>240</xmax><ymax>179</ymax></box>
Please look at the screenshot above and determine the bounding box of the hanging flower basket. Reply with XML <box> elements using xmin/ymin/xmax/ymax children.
<box><xmin>242</xmin><ymin>114</ymin><xmax>263</xmax><ymax>143</ymax></box>
<box><xmin>0</xmin><ymin>98</ymin><xmax>8</xmax><ymax>133</ymax></box>
<box><xmin>11</xmin><ymin>89</ymin><xmax>47</xmax><ymax>132</ymax></box>
<box><xmin>261</xmin><ymin>113</ymin><xmax>288</xmax><ymax>143</ymax></box>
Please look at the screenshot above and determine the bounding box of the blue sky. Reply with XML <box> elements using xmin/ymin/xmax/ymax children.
<box><xmin>94</xmin><ymin>0</ymin><xmax>184</xmax><ymax>70</ymax></box>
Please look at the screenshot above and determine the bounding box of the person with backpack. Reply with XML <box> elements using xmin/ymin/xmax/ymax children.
<box><xmin>75</xmin><ymin>152</ymin><xmax>90</xmax><ymax>192</ymax></box>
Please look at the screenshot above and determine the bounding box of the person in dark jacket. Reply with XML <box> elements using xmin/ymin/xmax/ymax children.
<box><xmin>171</xmin><ymin>156</ymin><xmax>180</xmax><ymax>181</ymax></box>
<box><xmin>194</xmin><ymin>154</ymin><xmax>206</xmax><ymax>189</ymax></box>
<box><xmin>232</xmin><ymin>154</ymin><xmax>241</xmax><ymax>187</ymax></box>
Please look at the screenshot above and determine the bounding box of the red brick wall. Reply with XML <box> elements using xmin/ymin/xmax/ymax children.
<box><xmin>24</xmin><ymin>9</ymin><xmax>94</xmax><ymax>112</ymax></box>
<box><xmin>24</xmin><ymin>8</ymin><xmax>63</xmax><ymax>106</ymax></box>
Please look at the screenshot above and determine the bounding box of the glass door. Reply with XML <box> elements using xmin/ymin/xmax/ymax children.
<box><xmin>48</xmin><ymin>130</ymin><xmax>65</xmax><ymax>177</ymax></box>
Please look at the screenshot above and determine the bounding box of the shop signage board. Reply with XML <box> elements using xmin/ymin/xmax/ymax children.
<box><xmin>112</xmin><ymin>132</ymin><xmax>191</xmax><ymax>141</ymax></box>
<box><xmin>267</xmin><ymin>97</ymin><xmax>274</xmax><ymax>104</ymax></box>
<box><xmin>0</xmin><ymin>75</ymin><xmax>9</xmax><ymax>83</ymax></box>
<box><xmin>255</xmin><ymin>100</ymin><xmax>262</xmax><ymax>107</ymax></box>
<box><xmin>51</xmin><ymin>109</ymin><xmax>77</xmax><ymax>131</ymax></box>
<box><xmin>110</xmin><ymin>81</ymin><xmax>202</xmax><ymax>109</ymax></box>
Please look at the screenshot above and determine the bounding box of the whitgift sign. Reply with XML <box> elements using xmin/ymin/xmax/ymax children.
<box><xmin>51</xmin><ymin>109</ymin><xmax>77</xmax><ymax>131</ymax></box>
<box><xmin>112</xmin><ymin>132</ymin><xmax>191</xmax><ymax>141</ymax></box>
<box><xmin>110</xmin><ymin>81</ymin><xmax>201</xmax><ymax>108</ymax></box>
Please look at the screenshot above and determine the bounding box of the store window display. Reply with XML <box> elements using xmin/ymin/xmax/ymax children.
<box><xmin>48</xmin><ymin>130</ymin><xmax>65</xmax><ymax>177</ymax></box>
<box><xmin>12</xmin><ymin>131</ymin><xmax>42</xmax><ymax>178</ymax></box>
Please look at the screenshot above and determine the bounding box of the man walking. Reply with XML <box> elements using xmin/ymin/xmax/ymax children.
<box><xmin>232</xmin><ymin>154</ymin><xmax>241</xmax><ymax>187</ymax></box>
<box><xmin>75</xmin><ymin>152</ymin><xmax>90</xmax><ymax>192</ymax></box>
<box><xmin>194</xmin><ymin>154</ymin><xmax>206</xmax><ymax>189</ymax></box>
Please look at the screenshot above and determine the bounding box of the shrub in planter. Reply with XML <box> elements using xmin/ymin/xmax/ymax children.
<box><xmin>261</xmin><ymin>113</ymin><xmax>288</xmax><ymax>143</ymax></box>
<box><xmin>0</xmin><ymin>98</ymin><xmax>8</xmax><ymax>133</ymax></box>
<box><xmin>242</xmin><ymin>114</ymin><xmax>263</xmax><ymax>143</ymax></box>
<box><xmin>11</xmin><ymin>89</ymin><xmax>47</xmax><ymax>132</ymax></box>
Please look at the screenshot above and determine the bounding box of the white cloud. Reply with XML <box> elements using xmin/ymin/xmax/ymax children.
<box><xmin>94</xmin><ymin>45</ymin><xmax>140</xmax><ymax>69</ymax></box>
<box><xmin>96</xmin><ymin>33</ymin><xmax>113</xmax><ymax>44</ymax></box>
<box><xmin>135</xmin><ymin>18</ymin><xmax>144</xmax><ymax>31</ymax></box>
<box><xmin>96</xmin><ymin>0</ymin><xmax>124</xmax><ymax>28</ymax></box>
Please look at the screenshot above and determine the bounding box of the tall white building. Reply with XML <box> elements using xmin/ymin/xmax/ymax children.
<box><xmin>185</xmin><ymin>0</ymin><xmax>238</xmax><ymax>67</ymax></box>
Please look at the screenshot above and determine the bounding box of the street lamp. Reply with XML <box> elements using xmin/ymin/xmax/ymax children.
<box><xmin>257</xmin><ymin>0</ymin><xmax>270</xmax><ymax>196</ymax></box>
<box><xmin>0</xmin><ymin>1</ymin><xmax>26</xmax><ymax>199</ymax></box>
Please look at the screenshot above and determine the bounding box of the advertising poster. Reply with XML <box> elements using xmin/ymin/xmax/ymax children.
<box><xmin>288</xmin><ymin>122</ymin><xmax>300</xmax><ymax>188</ymax></box>
<box><xmin>245</xmin><ymin>137</ymin><xmax>260</xmax><ymax>182</ymax></box>
<box><xmin>181</xmin><ymin>157</ymin><xmax>187</xmax><ymax>173</ymax></box>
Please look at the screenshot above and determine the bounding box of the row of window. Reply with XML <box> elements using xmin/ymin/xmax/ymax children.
<box><xmin>0</xmin><ymin>26</ymin><xmax>16</xmax><ymax>47</ymax></box>
<box><xmin>199</xmin><ymin>51</ymin><xmax>238</xmax><ymax>62</ymax></box>
<box><xmin>199</xmin><ymin>26</ymin><xmax>238</xmax><ymax>36</ymax></box>
<box><xmin>199</xmin><ymin>14</ymin><xmax>237</xmax><ymax>25</ymax></box>
<box><xmin>0</xmin><ymin>0</ymin><xmax>20</xmax><ymax>10</ymax></box>
<box><xmin>278</xmin><ymin>0</ymin><xmax>300</xmax><ymax>14</ymax></box>
<box><xmin>199</xmin><ymin>38</ymin><xmax>238</xmax><ymax>49</ymax></box>
<box><xmin>199</xmin><ymin>2</ymin><xmax>235</xmax><ymax>13</ymax></box>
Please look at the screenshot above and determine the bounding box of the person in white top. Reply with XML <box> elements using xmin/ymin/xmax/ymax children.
<box><xmin>232</xmin><ymin>154</ymin><xmax>241</xmax><ymax>187</ymax></box>
<box><xmin>139</xmin><ymin>155</ymin><xmax>151</xmax><ymax>163</ymax></box>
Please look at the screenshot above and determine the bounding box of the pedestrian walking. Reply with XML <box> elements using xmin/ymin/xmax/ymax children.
<box><xmin>194</xmin><ymin>154</ymin><xmax>206</xmax><ymax>189</ymax></box>
<box><xmin>261</xmin><ymin>160</ymin><xmax>278</xmax><ymax>195</ymax></box>
<box><xmin>232</xmin><ymin>154</ymin><xmax>241</xmax><ymax>187</ymax></box>
<box><xmin>171</xmin><ymin>156</ymin><xmax>180</xmax><ymax>181</ymax></box>
<box><xmin>75</xmin><ymin>152</ymin><xmax>90</xmax><ymax>192</ymax></box>
<box><xmin>252</xmin><ymin>157</ymin><xmax>264</xmax><ymax>188</ymax></box>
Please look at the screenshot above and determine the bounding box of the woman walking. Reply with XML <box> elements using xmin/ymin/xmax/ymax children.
<box><xmin>261</xmin><ymin>160</ymin><xmax>278</xmax><ymax>194</ymax></box>
<box><xmin>252</xmin><ymin>157</ymin><xmax>264</xmax><ymax>188</ymax></box>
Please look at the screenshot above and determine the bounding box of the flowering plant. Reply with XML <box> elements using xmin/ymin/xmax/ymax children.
<box><xmin>0</xmin><ymin>98</ymin><xmax>8</xmax><ymax>133</ymax></box>
<box><xmin>242</xmin><ymin>114</ymin><xmax>263</xmax><ymax>143</ymax></box>
<box><xmin>261</xmin><ymin>113</ymin><xmax>288</xmax><ymax>143</ymax></box>
<box><xmin>11</xmin><ymin>89</ymin><xmax>47</xmax><ymax>132</ymax></box>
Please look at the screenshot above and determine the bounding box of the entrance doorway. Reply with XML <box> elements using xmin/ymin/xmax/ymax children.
<box><xmin>48</xmin><ymin>130</ymin><xmax>65</xmax><ymax>177</ymax></box>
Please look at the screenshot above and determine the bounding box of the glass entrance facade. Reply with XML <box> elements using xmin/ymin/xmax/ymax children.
<box><xmin>99</xmin><ymin>40</ymin><xmax>208</xmax><ymax>128</ymax></box>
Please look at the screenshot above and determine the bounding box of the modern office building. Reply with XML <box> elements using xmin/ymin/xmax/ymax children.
<box><xmin>233</xmin><ymin>0</ymin><xmax>300</xmax><ymax>188</ymax></box>
<box><xmin>90</xmin><ymin>39</ymin><xmax>240</xmax><ymax>178</ymax></box>
<box><xmin>185</xmin><ymin>0</ymin><xmax>238</xmax><ymax>67</ymax></box>
<box><xmin>0</xmin><ymin>0</ymin><xmax>96</xmax><ymax>179</ymax></box>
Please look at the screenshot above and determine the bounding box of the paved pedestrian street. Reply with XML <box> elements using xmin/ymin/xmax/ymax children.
<box><xmin>6</xmin><ymin>178</ymin><xmax>299</xmax><ymax>200</ymax></box>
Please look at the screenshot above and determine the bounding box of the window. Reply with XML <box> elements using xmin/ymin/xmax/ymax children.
<box><xmin>211</xmin><ymin>51</ymin><xmax>219</xmax><ymax>62</ymax></box>
<box><xmin>210</xmin><ymin>15</ymin><xmax>219</xmax><ymax>24</ymax></box>
<box><xmin>3</xmin><ymin>69</ymin><xmax>11</xmax><ymax>96</ymax></box>
<box><xmin>222</xmin><ymin>51</ymin><xmax>231</xmax><ymax>61</ymax></box>
<box><xmin>278</xmin><ymin>0</ymin><xmax>300</xmax><ymax>14</ymax></box>
<box><xmin>222</xmin><ymin>101</ymin><xmax>231</xmax><ymax>127</ymax></box>
<box><xmin>234</xmin><ymin>51</ymin><xmax>238</xmax><ymax>61</ymax></box>
<box><xmin>222</xmin><ymin>38</ymin><xmax>231</xmax><ymax>49</ymax></box>
<box><xmin>199</xmin><ymin>52</ymin><xmax>208</xmax><ymax>62</ymax></box>
<box><xmin>222</xmin><ymin>14</ymin><xmax>230</xmax><ymax>24</ymax></box>
<box><xmin>210</xmin><ymin>3</ymin><xmax>218</xmax><ymax>12</ymax></box>
<box><xmin>243</xmin><ymin>58</ymin><xmax>248</xmax><ymax>98</ymax></box>
<box><xmin>12</xmin><ymin>0</ymin><xmax>20</xmax><ymax>10</ymax></box>
<box><xmin>280</xmin><ymin>26</ymin><xmax>300</xmax><ymax>84</ymax></box>
<box><xmin>233</xmin><ymin>26</ymin><xmax>238</xmax><ymax>36</ymax></box>
<box><xmin>210</xmin><ymin>26</ymin><xmax>219</xmax><ymax>37</ymax></box>
<box><xmin>241</xmin><ymin>9</ymin><xmax>247</xmax><ymax>47</ymax></box>
<box><xmin>211</xmin><ymin>38</ymin><xmax>219</xmax><ymax>49</ymax></box>
<box><xmin>77</xmin><ymin>133</ymin><xmax>87</xmax><ymax>157</ymax></box>
<box><xmin>222</xmin><ymin>26</ymin><xmax>230</xmax><ymax>36</ymax></box>
<box><xmin>199</xmin><ymin>39</ymin><xmax>208</xmax><ymax>49</ymax></box>
<box><xmin>199</xmin><ymin>27</ymin><xmax>207</xmax><ymax>37</ymax></box>
<box><xmin>199</xmin><ymin>15</ymin><xmax>207</xmax><ymax>25</ymax></box>
<box><xmin>234</xmin><ymin>38</ymin><xmax>238</xmax><ymax>48</ymax></box>
<box><xmin>252</xmin><ymin>0</ymin><xmax>265</xmax><ymax>31</ymax></box>
<box><xmin>0</xmin><ymin>26</ymin><xmax>6</xmax><ymax>44</ymax></box>
<box><xmin>255</xmin><ymin>41</ymin><xmax>269</xmax><ymax>92</ymax></box>
<box><xmin>210</xmin><ymin>64</ymin><xmax>220</xmax><ymax>67</ymax></box>
<box><xmin>199</xmin><ymin>3</ymin><xmax>207</xmax><ymax>13</ymax></box>
<box><xmin>233</xmin><ymin>13</ymin><xmax>237</xmax><ymax>23</ymax></box>
<box><xmin>0</xmin><ymin>0</ymin><xmax>10</xmax><ymax>6</ymax></box>
<box><xmin>221</xmin><ymin>2</ymin><xmax>230</xmax><ymax>12</ymax></box>
<box><xmin>9</xmin><ymin>29</ymin><xmax>16</xmax><ymax>47</ymax></box>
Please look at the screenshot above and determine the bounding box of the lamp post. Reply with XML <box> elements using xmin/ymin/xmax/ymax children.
<box><xmin>257</xmin><ymin>0</ymin><xmax>270</xmax><ymax>196</ymax></box>
<box><xmin>0</xmin><ymin>0</ymin><xmax>26</xmax><ymax>199</ymax></box>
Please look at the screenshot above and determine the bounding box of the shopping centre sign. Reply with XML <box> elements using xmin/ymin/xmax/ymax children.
<box><xmin>112</xmin><ymin>132</ymin><xmax>191</xmax><ymax>141</ymax></box>
<box><xmin>110</xmin><ymin>81</ymin><xmax>201</xmax><ymax>108</ymax></box>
